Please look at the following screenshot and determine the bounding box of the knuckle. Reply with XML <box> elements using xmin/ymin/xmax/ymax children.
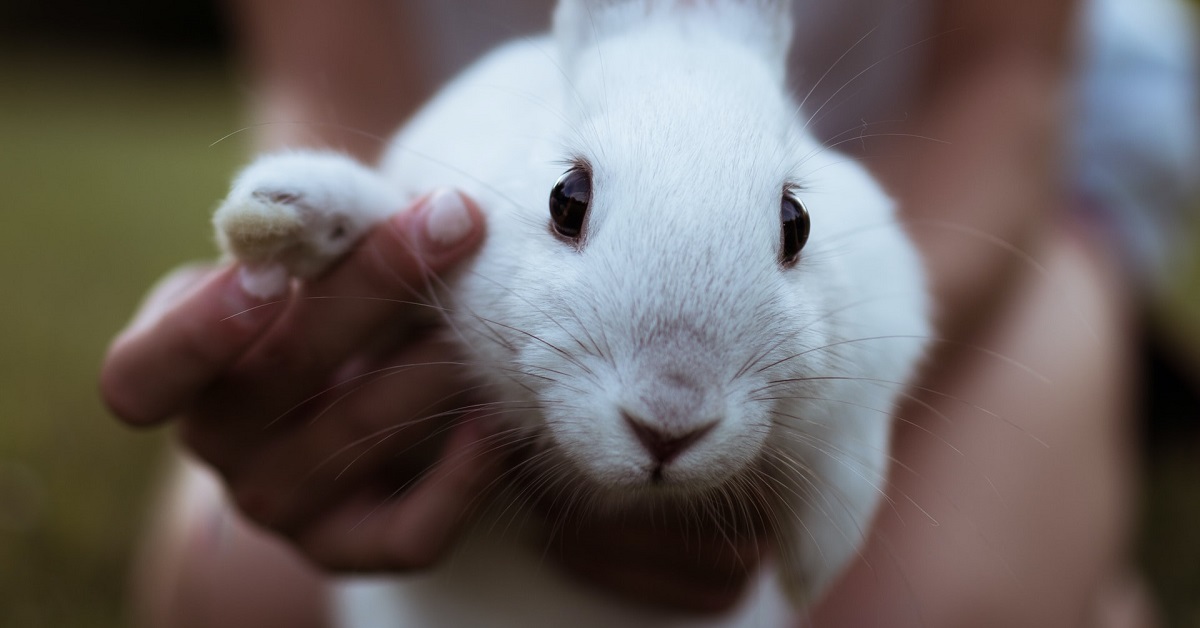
<box><xmin>176</xmin><ymin>420</ymin><xmax>223</xmax><ymax>470</ymax></box>
<box><xmin>178</xmin><ymin>315</ymin><xmax>242</xmax><ymax>370</ymax></box>
<box><xmin>229</xmin><ymin>483</ymin><xmax>283</xmax><ymax>530</ymax></box>
<box><xmin>299</xmin><ymin>547</ymin><xmax>345</xmax><ymax>572</ymax></box>
<box><xmin>331</xmin><ymin>377</ymin><xmax>431</xmax><ymax>443</ymax></box>
<box><xmin>99</xmin><ymin>367</ymin><xmax>157</xmax><ymax>426</ymax></box>
<box><xmin>693</xmin><ymin>587</ymin><xmax>744</xmax><ymax>615</ymax></box>
<box><xmin>176</xmin><ymin>418</ymin><xmax>243</xmax><ymax>481</ymax></box>
<box><xmin>99</xmin><ymin>337</ymin><xmax>171</xmax><ymax>426</ymax></box>
<box><xmin>176</xmin><ymin>417</ymin><xmax>206</xmax><ymax>453</ymax></box>
<box><xmin>385</xmin><ymin>537</ymin><xmax>444</xmax><ymax>572</ymax></box>
<box><xmin>297</xmin><ymin>527</ymin><xmax>449</xmax><ymax>574</ymax></box>
<box><xmin>296</xmin><ymin>540</ymin><xmax>360</xmax><ymax>574</ymax></box>
<box><xmin>335</xmin><ymin>393</ymin><xmax>396</xmax><ymax>442</ymax></box>
<box><xmin>177</xmin><ymin>293</ymin><xmax>278</xmax><ymax>368</ymax></box>
<box><xmin>241</xmin><ymin>329</ymin><xmax>318</xmax><ymax>376</ymax></box>
<box><xmin>289</xmin><ymin>534</ymin><xmax>369</xmax><ymax>574</ymax></box>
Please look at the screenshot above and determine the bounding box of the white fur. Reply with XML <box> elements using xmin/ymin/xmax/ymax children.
<box><xmin>214</xmin><ymin>151</ymin><xmax>402</xmax><ymax>297</ymax></box>
<box><xmin>215</xmin><ymin>1</ymin><xmax>929</xmax><ymax>625</ymax></box>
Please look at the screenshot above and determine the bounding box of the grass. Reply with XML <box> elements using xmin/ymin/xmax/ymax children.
<box><xmin>0</xmin><ymin>46</ymin><xmax>1197</xmax><ymax>628</ymax></box>
<box><xmin>0</xmin><ymin>49</ymin><xmax>247</xmax><ymax>627</ymax></box>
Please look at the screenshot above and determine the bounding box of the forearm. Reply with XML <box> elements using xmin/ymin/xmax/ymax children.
<box><xmin>882</xmin><ymin>57</ymin><xmax>1071</xmax><ymax>342</ymax></box>
<box><xmin>227</xmin><ymin>0</ymin><xmax>435</xmax><ymax>161</ymax></box>
<box><xmin>813</xmin><ymin>228</ymin><xmax>1138</xmax><ymax>628</ymax></box>
<box><xmin>873</xmin><ymin>0</ymin><xmax>1079</xmax><ymax>343</ymax></box>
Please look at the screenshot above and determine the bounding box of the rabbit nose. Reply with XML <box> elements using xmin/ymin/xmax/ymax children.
<box><xmin>623</xmin><ymin>411</ymin><xmax>717</xmax><ymax>465</ymax></box>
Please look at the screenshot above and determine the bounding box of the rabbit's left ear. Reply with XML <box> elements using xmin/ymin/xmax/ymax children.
<box><xmin>554</xmin><ymin>0</ymin><xmax>793</xmax><ymax>70</ymax></box>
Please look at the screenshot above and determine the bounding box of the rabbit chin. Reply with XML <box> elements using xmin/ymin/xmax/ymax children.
<box><xmin>545</xmin><ymin>417</ymin><xmax>770</xmax><ymax>493</ymax></box>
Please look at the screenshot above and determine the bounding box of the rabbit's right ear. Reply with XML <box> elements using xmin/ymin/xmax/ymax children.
<box><xmin>554</xmin><ymin>0</ymin><xmax>793</xmax><ymax>72</ymax></box>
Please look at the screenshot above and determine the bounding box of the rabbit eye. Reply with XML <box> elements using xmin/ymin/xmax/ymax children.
<box><xmin>780</xmin><ymin>192</ymin><xmax>810</xmax><ymax>266</ymax></box>
<box><xmin>549</xmin><ymin>168</ymin><xmax>591</xmax><ymax>240</ymax></box>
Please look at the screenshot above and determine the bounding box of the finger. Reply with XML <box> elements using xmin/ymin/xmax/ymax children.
<box><xmin>233</xmin><ymin>189</ymin><xmax>484</xmax><ymax>390</ymax></box>
<box><xmin>126</xmin><ymin>263</ymin><xmax>214</xmax><ymax>335</ymax></box>
<box><xmin>537</xmin><ymin>486</ymin><xmax>772</xmax><ymax>569</ymax></box>
<box><xmin>561</xmin><ymin>550</ymin><xmax>751</xmax><ymax>614</ymax></box>
<box><xmin>290</xmin><ymin>417</ymin><xmax>509</xmax><ymax>572</ymax></box>
<box><xmin>218</xmin><ymin>339</ymin><xmax>473</xmax><ymax>528</ymax></box>
<box><xmin>547</xmin><ymin>501</ymin><xmax>767</xmax><ymax>612</ymax></box>
<box><xmin>552</xmin><ymin>515</ymin><xmax>768</xmax><ymax>584</ymax></box>
<box><xmin>101</xmin><ymin>264</ymin><xmax>288</xmax><ymax>426</ymax></box>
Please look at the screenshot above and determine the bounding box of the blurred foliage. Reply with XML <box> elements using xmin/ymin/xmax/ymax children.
<box><xmin>0</xmin><ymin>49</ymin><xmax>247</xmax><ymax>627</ymax></box>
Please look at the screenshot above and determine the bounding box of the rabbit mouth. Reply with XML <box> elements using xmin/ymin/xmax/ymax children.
<box><xmin>517</xmin><ymin>454</ymin><xmax>781</xmax><ymax>537</ymax></box>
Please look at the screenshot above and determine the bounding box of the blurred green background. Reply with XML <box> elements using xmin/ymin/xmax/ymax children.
<box><xmin>0</xmin><ymin>57</ymin><xmax>246</xmax><ymax>628</ymax></box>
<box><xmin>0</xmin><ymin>2</ymin><xmax>1198</xmax><ymax>627</ymax></box>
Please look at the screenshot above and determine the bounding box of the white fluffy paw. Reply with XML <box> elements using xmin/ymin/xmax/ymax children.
<box><xmin>214</xmin><ymin>151</ymin><xmax>401</xmax><ymax>296</ymax></box>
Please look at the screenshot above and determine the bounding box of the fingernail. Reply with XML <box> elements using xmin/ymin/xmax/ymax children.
<box><xmin>237</xmin><ymin>264</ymin><xmax>290</xmax><ymax>300</ymax></box>
<box><xmin>421</xmin><ymin>189</ymin><xmax>474</xmax><ymax>249</ymax></box>
<box><xmin>222</xmin><ymin>266</ymin><xmax>284</xmax><ymax>327</ymax></box>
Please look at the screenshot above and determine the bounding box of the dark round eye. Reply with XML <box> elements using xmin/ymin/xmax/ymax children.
<box><xmin>549</xmin><ymin>168</ymin><xmax>591</xmax><ymax>240</ymax></box>
<box><xmin>780</xmin><ymin>193</ymin><xmax>810</xmax><ymax>266</ymax></box>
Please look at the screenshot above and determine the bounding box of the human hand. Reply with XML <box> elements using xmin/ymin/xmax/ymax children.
<box><xmin>101</xmin><ymin>190</ymin><xmax>510</xmax><ymax>572</ymax></box>
<box><xmin>547</xmin><ymin>501</ymin><xmax>770</xmax><ymax>614</ymax></box>
<box><xmin>102</xmin><ymin>186</ymin><xmax>764</xmax><ymax>609</ymax></box>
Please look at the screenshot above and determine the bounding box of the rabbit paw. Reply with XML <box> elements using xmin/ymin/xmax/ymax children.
<box><xmin>214</xmin><ymin>151</ymin><xmax>401</xmax><ymax>297</ymax></box>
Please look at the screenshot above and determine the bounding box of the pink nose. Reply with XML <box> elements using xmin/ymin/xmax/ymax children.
<box><xmin>623</xmin><ymin>411</ymin><xmax>717</xmax><ymax>465</ymax></box>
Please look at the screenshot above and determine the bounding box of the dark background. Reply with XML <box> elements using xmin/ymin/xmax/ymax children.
<box><xmin>0</xmin><ymin>1</ymin><xmax>227</xmax><ymax>52</ymax></box>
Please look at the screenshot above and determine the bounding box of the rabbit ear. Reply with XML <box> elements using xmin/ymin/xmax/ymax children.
<box><xmin>554</xmin><ymin>0</ymin><xmax>793</xmax><ymax>68</ymax></box>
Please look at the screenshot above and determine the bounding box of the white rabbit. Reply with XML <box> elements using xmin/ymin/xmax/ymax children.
<box><xmin>213</xmin><ymin>0</ymin><xmax>930</xmax><ymax>625</ymax></box>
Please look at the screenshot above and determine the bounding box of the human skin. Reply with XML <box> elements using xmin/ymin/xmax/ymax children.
<box><xmin>101</xmin><ymin>0</ymin><xmax>1149</xmax><ymax>625</ymax></box>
